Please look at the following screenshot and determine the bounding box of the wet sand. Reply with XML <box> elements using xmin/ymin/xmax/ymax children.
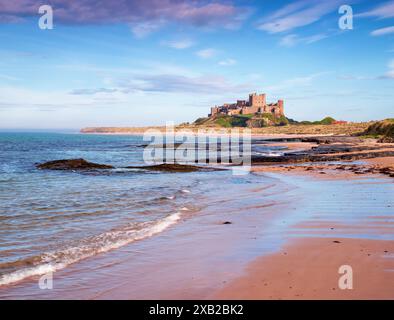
<box><xmin>214</xmin><ymin>154</ymin><xmax>394</xmax><ymax>300</ymax></box>
<box><xmin>213</xmin><ymin>237</ymin><xmax>394</xmax><ymax>299</ymax></box>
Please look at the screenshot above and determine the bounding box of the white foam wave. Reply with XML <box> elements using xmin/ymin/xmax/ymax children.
<box><xmin>0</xmin><ymin>212</ymin><xmax>182</xmax><ymax>286</ymax></box>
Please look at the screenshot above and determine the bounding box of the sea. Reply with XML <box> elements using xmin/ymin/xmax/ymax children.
<box><xmin>0</xmin><ymin>132</ymin><xmax>284</xmax><ymax>287</ymax></box>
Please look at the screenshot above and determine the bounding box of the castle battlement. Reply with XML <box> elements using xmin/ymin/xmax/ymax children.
<box><xmin>209</xmin><ymin>93</ymin><xmax>284</xmax><ymax>118</ymax></box>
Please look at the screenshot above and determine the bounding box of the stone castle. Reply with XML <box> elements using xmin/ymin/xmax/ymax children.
<box><xmin>209</xmin><ymin>93</ymin><xmax>284</xmax><ymax>118</ymax></box>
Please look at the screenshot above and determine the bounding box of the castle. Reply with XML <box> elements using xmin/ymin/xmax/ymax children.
<box><xmin>209</xmin><ymin>93</ymin><xmax>284</xmax><ymax>118</ymax></box>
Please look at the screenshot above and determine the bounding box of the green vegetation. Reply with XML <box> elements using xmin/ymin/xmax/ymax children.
<box><xmin>193</xmin><ymin>115</ymin><xmax>341</xmax><ymax>129</ymax></box>
<box><xmin>297</xmin><ymin>117</ymin><xmax>336</xmax><ymax>125</ymax></box>
<box><xmin>193</xmin><ymin>117</ymin><xmax>209</xmax><ymax>125</ymax></box>
<box><xmin>214</xmin><ymin>114</ymin><xmax>252</xmax><ymax>127</ymax></box>
<box><xmin>362</xmin><ymin>119</ymin><xmax>394</xmax><ymax>142</ymax></box>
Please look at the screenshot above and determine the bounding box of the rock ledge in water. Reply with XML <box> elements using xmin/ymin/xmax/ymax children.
<box><xmin>126</xmin><ymin>163</ymin><xmax>222</xmax><ymax>173</ymax></box>
<box><xmin>37</xmin><ymin>158</ymin><xmax>114</xmax><ymax>170</ymax></box>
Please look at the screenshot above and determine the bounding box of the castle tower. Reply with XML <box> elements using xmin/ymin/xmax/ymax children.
<box><xmin>277</xmin><ymin>100</ymin><xmax>284</xmax><ymax>116</ymax></box>
<box><xmin>249</xmin><ymin>93</ymin><xmax>266</xmax><ymax>108</ymax></box>
<box><xmin>210</xmin><ymin>106</ymin><xmax>218</xmax><ymax>117</ymax></box>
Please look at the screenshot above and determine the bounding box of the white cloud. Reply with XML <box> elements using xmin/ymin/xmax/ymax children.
<box><xmin>196</xmin><ymin>48</ymin><xmax>218</xmax><ymax>59</ymax></box>
<box><xmin>370</xmin><ymin>26</ymin><xmax>394</xmax><ymax>36</ymax></box>
<box><xmin>265</xmin><ymin>72</ymin><xmax>329</xmax><ymax>93</ymax></box>
<box><xmin>279</xmin><ymin>34</ymin><xmax>299</xmax><ymax>47</ymax></box>
<box><xmin>338</xmin><ymin>75</ymin><xmax>372</xmax><ymax>80</ymax></box>
<box><xmin>130</xmin><ymin>21</ymin><xmax>165</xmax><ymax>38</ymax></box>
<box><xmin>339</xmin><ymin>60</ymin><xmax>394</xmax><ymax>80</ymax></box>
<box><xmin>257</xmin><ymin>0</ymin><xmax>344</xmax><ymax>33</ymax></box>
<box><xmin>358</xmin><ymin>0</ymin><xmax>394</xmax><ymax>19</ymax></box>
<box><xmin>279</xmin><ymin>33</ymin><xmax>327</xmax><ymax>47</ymax></box>
<box><xmin>218</xmin><ymin>58</ymin><xmax>236</xmax><ymax>66</ymax></box>
<box><xmin>381</xmin><ymin>59</ymin><xmax>394</xmax><ymax>79</ymax></box>
<box><xmin>162</xmin><ymin>39</ymin><xmax>195</xmax><ymax>49</ymax></box>
<box><xmin>0</xmin><ymin>74</ymin><xmax>20</xmax><ymax>81</ymax></box>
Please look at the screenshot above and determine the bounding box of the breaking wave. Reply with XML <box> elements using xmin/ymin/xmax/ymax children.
<box><xmin>0</xmin><ymin>212</ymin><xmax>182</xmax><ymax>286</ymax></box>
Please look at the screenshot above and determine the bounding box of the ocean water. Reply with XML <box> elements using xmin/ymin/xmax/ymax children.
<box><xmin>0</xmin><ymin>132</ymin><xmax>278</xmax><ymax>287</ymax></box>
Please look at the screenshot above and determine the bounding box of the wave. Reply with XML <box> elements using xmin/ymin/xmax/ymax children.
<box><xmin>0</xmin><ymin>212</ymin><xmax>182</xmax><ymax>286</ymax></box>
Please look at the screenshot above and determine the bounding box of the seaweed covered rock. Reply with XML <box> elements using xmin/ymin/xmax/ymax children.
<box><xmin>37</xmin><ymin>158</ymin><xmax>114</xmax><ymax>170</ymax></box>
<box><xmin>126</xmin><ymin>163</ymin><xmax>222</xmax><ymax>173</ymax></box>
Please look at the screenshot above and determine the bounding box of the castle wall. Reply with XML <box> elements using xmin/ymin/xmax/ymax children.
<box><xmin>210</xmin><ymin>93</ymin><xmax>284</xmax><ymax>118</ymax></box>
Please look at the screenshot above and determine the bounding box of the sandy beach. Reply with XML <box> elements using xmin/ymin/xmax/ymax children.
<box><xmin>212</xmin><ymin>143</ymin><xmax>394</xmax><ymax>300</ymax></box>
<box><xmin>214</xmin><ymin>237</ymin><xmax>394</xmax><ymax>299</ymax></box>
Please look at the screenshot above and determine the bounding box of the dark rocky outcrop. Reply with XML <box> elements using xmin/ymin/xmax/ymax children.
<box><xmin>126</xmin><ymin>163</ymin><xmax>223</xmax><ymax>173</ymax></box>
<box><xmin>37</xmin><ymin>159</ymin><xmax>114</xmax><ymax>170</ymax></box>
<box><xmin>251</xmin><ymin>150</ymin><xmax>394</xmax><ymax>164</ymax></box>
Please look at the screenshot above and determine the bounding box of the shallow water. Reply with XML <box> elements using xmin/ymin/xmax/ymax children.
<box><xmin>0</xmin><ymin>132</ymin><xmax>281</xmax><ymax>287</ymax></box>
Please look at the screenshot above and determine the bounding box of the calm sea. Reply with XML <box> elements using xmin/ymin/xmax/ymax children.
<box><xmin>0</xmin><ymin>132</ymin><xmax>277</xmax><ymax>287</ymax></box>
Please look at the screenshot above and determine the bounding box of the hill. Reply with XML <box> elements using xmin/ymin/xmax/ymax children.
<box><xmin>193</xmin><ymin>115</ymin><xmax>341</xmax><ymax>128</ymax></box>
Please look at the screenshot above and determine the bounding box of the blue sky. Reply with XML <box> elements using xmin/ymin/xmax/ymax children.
<box><xmin>0</xmin><ymin>0</ymin><xmax>393</xmax><ymax>129</ymax></box>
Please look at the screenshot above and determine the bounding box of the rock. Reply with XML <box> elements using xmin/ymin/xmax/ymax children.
<box><xmin>222</xmin><ymin>221</ymin><xmax>232</xmax><ymax>225</ymax></box>
<box><xmin>126</xmin><ymin>163</ymin><xmax>223</xmax><ymax>173</ymax></box>
<box><xmin>37</xmin><ymin>158</ymin><xmax>114</xmax><ymax>170</ymax></box>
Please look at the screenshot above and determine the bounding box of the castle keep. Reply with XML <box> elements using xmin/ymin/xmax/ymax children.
<box><xmin>209</xmin><ymin>93</ymin><xmax>284</xmax><ymax>118</ymax></box>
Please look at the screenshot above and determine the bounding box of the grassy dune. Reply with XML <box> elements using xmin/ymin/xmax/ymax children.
<box><xmin>361</xmin><ymin>119</ymin><xmax>394</xmax><ymax>141</ymax></box>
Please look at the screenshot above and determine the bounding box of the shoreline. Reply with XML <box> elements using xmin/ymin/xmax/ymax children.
<box><xmin>0</xmin><ymin>139</ymin><xmax>393</xmax><ymax>299</ymax></box>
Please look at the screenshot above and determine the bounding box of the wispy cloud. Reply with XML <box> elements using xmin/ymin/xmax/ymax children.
<box><xmin>70</xmin><ymin>73</ymin><xmax>248</xmax><ymax>95</ymax></box>
<box><xmin>339</xmin><ymin>60</ymin><xmax>394</xmax><ymax>80</ymax></box>
<box><xmin>0</xmin><ymin>0</ymin><xmax>250</xmax><ymax>35</ymax></box>
<box><xmin>257</xmin><ymin>0</ymin><xmax>344</xmax><ymax>34</ymax></box>
<box><xmin>380</xmin><ymin>59</ymin><xmax>394</xmax><ymax>79</ymax></box>
<box><xmin>0</xmin><ymin>74</ymin><xmax>20</xmax><ymax>81</ymax></box>
<box><xmin>265</xmin><ymin>72</ymin><xmax>329</xmax><ymax>93</ymax></box>
<box><xmin>218</xmin><ymin>58</ymin><xmax>236</xmax><ymax>66</ymax></box>
<box><xmin>279</xmin><ymin>33</ymin><xmax>328</xmax><ymax>47</ymax></box>
<box><xmin>131</xmin><ymin>21</ymin><xmax>165</xmax><ymax>39</ymax></box>
<box><xmin>370</xmin><ymin>26</ymin><xmax>394</xmax><ymax>36</ymax></box>
<box><xmin>70</xmin><ymin>88</ymin><xmax>118</xmax><ymax>95</ymax></box>
<box><xmin>338</xmin><ymin>75</ymin><xmax>373</xmax><ymax>80</ymax></box>
<box><xmin>358</xmin><ymin>0</ymin><xmax>394</xmax><ymax>19</ymax></box>
<box><xmin>196</xmin><ymin>48</ymin><xmax>218</xmax><ymax>59</ymax></box>
<box><xmin>161</xmin><ymin>39</ymin><xmax>195</xmax><ymax>49</ymax></box>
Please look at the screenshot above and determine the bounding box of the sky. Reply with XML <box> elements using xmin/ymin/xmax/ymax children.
<box><xmin>0</xmin><ymin>0</ymin><xmax>393</xmax><ymax>129</ymax></box>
